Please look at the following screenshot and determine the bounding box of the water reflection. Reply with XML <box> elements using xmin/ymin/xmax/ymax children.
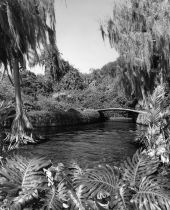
<box><xmin>20</xmin><ymin>121</ymin><xmax>137</xmax><ymax>167</ymax></box>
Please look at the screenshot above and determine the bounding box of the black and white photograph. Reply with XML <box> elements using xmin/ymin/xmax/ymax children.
<box><xmin>0</xmin><ymin>0</ymin><xmax>170</xmax><ymax>209</ymax></box>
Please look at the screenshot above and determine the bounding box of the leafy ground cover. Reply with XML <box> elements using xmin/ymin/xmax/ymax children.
<box><xmin>0</xmin><ymin>149</ymin><xmax>168</xmax><ymax>210</ymax></box>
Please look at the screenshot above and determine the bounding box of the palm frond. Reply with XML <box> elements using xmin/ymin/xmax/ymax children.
<box><xmin>121</xmin><ymin>150</ymin><xmax>159</xmax><ymax>187</ymax></box>
<box><xmin>43</xmin><ymin>183</ymin><xmax>67</xmax><ymax>210</ymax></box>
<box><xmin>150</xmin><ymin>84</ymin><xmax>165</xmax><ymax>109</ymax></box>
<box><xmin>135</xmin><ymin>83</ymin><xmax>169</xmax><ymax>151</ymax></box>
<box><xmin>67</xmin><ymin>186</ymin><xmax>85</xmax><ymax>210</ymax></box>
<box><xmin>146</xmin><ymin>108</ymin><xmax>162</xmax><ymax>125</ymax></box>
<box><xmin>140</xmin><ymin>84</ymin><xmax>166</xmax><ymax>125</ymax></box>
<box><xmin>10</xmin><ymin>189</ymin><xmax>38</xmax><ymax>209</ymax></box>
<box><xmin>0</xmin><ymin>154</ymin><xmax>51</xmax><ymax>207</ymax></box>
<box><xmin>74</xmin><ymin>164</ymin><xmax>121</xmax><ymax>200</ymax></box>
<box><xmin>67</xmin><ymin>162</ymin><xmax>85</xmax><ymax>184</ymax></box>
<box><xmin>72</xmin><ymin>164</ymin><xmax>133</xmax><ymax>210</ymax></box>
<box><xmin>132</xmin><ymin>176</ymin><xmax>170</xmax><ymax>210</ymax></box>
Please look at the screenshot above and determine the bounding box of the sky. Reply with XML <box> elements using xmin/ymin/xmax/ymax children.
<box><xmin>54</xmin><ymin>0</ymin><xmax>119</xmax><ymax>73</ymax></box>
<box><xmin>33</xmin><ymin>0</ymin><xmax>119</xmax><ymax>74</ymax></box>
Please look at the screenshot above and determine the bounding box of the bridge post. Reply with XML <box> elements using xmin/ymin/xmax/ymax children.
<box><xmin>127</xmin><ymin>111</ymin><xmax>138</xmax><ymax>122</ymax></box>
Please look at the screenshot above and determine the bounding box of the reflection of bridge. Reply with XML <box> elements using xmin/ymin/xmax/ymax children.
<box><xmin>97</xmin><ymin>108</ymin><xmax>146</xmax><ymax>122</ymax></box>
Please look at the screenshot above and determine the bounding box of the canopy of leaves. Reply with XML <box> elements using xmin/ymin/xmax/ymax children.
<box><xmin>55</xmin><ymin>69</ymin><xmax>85</xmax><ymax>91</ymax></box>
<box><xmin>21</xmin><ymin>71</ymin><xmax>53</xmax><ymax>97</ymax></box>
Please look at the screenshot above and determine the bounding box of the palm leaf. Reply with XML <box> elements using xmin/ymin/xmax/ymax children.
<box><xmin>144</xmin><ymin>84</ymin><xmax>165</xmax><ymax>125</ymax></box>
<box><xmin>150</xmin><ymin>84</ymin><xmax>165</xmax><ymax>109</ymax></box>
<box><xmin>0</xmin><ymin>154</ymin><xmax>51</xmax><ymax>207</ymax></box>
<box><xmin>121</xmin><ymin>150</ymin><xmax>159</xmax><ymax>187</ymax></box>
<box><xmin>146</xmin><ymin>108</ymin><xmax>162</xmax><ymax>125</ymax></box>
<box><xmin>132</xmin><ymin>176</ymin><xmax>170</xmax><ymax>210</ymax></box>
<box><xmin>67</xmin><ymin>162</ymin><xmax>85</xmax><ymax>184</ymax></box>
<box><xmin>74</xmin><ymin>165</ymin><xmax>121</xmax><ymax>199</ymax></box>
<box><xmin>67</xmin><ymin>186</ymin><xmax>85</xmax><ymax>210</ymax></box>
<box><xmin>42</xmin><ymin>182</ymin><xmax>67</xmax><ymax>210</ymax></box>
<box><xmin>108</xmin><ymin>185</ymin><xmax>132</xmax><ymax>210</ymax></box>
<box><xmin>10</xmin><ymin>189</ymin><xmax>38</xmax><ymax>209</ymax></box>
<box><xmin>74</xmin><ymin>164</ymin><xmax>134</xmax><ymax>210</ymax></box>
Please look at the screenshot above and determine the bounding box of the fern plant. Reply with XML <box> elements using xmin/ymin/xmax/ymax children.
<box><xmin>131</xmin><ymin>176</ymin><xmax>170</xmax><ymax>210</ymax></box>
<box><xmin>135</xmin><ymin>84</ymin><xmax>170</xmax><ymax>164</ymax></box>
<box><xmin>70</xmin><ymin>150</ymin><xmax>170</xmax><ymax>210</ymax></box>
<box><xmin>0</xmin><ymin>154</ymin><xmax>51</xmax><ymax>209</ymax></box>
<box><xmin>42</xmin><ymin>164</ymin><xmax>68</xmax><ymax>210</ymax></box>
<box><xmin>0</xmin><ymin>150</ymin><xmax>170</xmax><ymax>210</ymax></box>
<box><xmin>121</xmin><ymin>149</ymin><xmax>159</xmax><ymax>187</ymax></box>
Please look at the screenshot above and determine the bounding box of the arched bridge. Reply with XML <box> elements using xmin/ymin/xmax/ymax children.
<box><xmin>97</xmin><ymin>108</ymin><xmax>146</xmax><ymax>122</ymax></box>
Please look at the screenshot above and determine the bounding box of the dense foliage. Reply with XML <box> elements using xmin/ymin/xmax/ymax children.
<box><xmin>0</xmin><ymin>148</ymin><xmax>169</xmax><ymax>210</ymax></box>
<box><xmin>101</xmin><ymin>0</ymin><xmax>170</xmax><ymax>98</ymax></box>
<box><xmin>135</xmin><ymin>84</ymin><xmax>170</xmax><ymax>164</ymax></box>
<box><xmin>0</xmin><ymin>58</ymin><xmax>133</xmax><ymax>116</ymax></box>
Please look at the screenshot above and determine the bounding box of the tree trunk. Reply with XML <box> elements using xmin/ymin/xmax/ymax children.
<box><xmin>9</xmin><ymin>59</ymin><xmax>34</xmax><ymax>150</ymax></box>
<box><xmin>13</xmin><ymin>59</ymin><xmax>22</xmax><ymax>118</ymax></box>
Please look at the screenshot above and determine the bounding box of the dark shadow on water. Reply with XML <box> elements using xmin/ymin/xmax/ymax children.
<box><xmin>34</xmin><ymin>120</ymin><xmax>137</xmax><ymax>135</ymax></box>
<box><xmin>19</xmin><ymin>121</ymin><xmax>138</xmax><ymax>168</ymax></box>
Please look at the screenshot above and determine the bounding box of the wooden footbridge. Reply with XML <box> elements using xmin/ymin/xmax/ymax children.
<box><xmin>97</xmin><ymin>108</ymin><xmax>146</xmax><ymax>122</ymax></box>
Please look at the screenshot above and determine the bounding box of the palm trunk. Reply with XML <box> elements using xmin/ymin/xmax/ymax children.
<box><xmin>13</xmin><ymin>59</ymin><xmax>23</xmax><ymax>118</ymax></box>
<box><xmin>9</xmin><ymin>59</ymin><xmax>34</xmax><ymax>149</ymax></box>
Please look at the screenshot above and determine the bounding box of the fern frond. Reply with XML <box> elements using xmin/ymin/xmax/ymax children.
<box><xmin>43</xmin><ymin>182</ymin><xmax>67</xmax><ymax>210</ymax></box>
<box><xmin>74</xmin><ymin>165</ymin><xmax>121</xmax><ymax>199</ymax></box>
<box><xmin>10</xmin><ymin>189</ymin><xmax>38</xmax><ymax>209</ymax></box>
<box><xmin>1</xmin><ymin>155</ymin><xmax>51</xmax><ymax>189</ymax></box>
<box><xmin>0</xmin><ymin>154</ymin><xmax>51</xmax><ymax>206</ymax></box>
<box><xmin>68</xmin><ymin>186</ymin><xmax>85</xmax><ymax>210</ymax></box>
<box><xmin>67</xmin><ymin>162</ymin><xmax>85</xmax><ymax>184</ymax></box>
<box><xmin>146</xmin><ymin>107</ymin><xmax>163</xmax><ymax>126</ymax></box>
<box><xmin>150</xmin><ymin>84</ymin><xmax>165</xmax><ymax>109</ymax></box>
<box><xmin>121</xmin><ymin>150</ymin><xmax>159</xmax><ymax>187</ymax></box>
<box><xmin>132</xmin><ymin>176</ymin><xmax>170</xmax><ymax>210</ymax></box>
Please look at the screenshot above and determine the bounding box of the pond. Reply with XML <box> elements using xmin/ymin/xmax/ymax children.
<box><xmin>20</xmin><ymin>121</ymin><xmax>138</xmax><ymax>167</ymax></box>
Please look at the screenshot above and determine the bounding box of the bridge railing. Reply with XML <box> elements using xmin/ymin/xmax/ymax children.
<box><xmin>97</xmin><ymin>108</ymin><xmax>146</xmax><ymax>122</ymax></box>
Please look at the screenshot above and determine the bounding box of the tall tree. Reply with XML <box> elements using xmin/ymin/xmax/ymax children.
<box><xmin>101</xmin><ymin>0</ymin><xmax>170</xmax><ymax>99</ymax></box>
<box><xmin>0</xmin><ymin>0</ymin><xmax>57</xmax><ymax>149</ymax></box>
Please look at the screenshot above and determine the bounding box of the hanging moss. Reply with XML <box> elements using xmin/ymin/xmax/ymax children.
<box><xmin>102</xmin><ymin>0</ymin><xmax>170</xmax><ymax>98</ymax></box>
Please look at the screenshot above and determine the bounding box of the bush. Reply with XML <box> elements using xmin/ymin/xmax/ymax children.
<box><xmin>54</xmin><ymin>69</ymin><xmax>85</xmax><ymax>91</ymax></box>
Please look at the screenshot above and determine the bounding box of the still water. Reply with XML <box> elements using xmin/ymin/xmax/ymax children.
<box><xmin>21</xmin><ymin>121</ymin><xmax>137</xmax><ymax>167</ymax></box>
